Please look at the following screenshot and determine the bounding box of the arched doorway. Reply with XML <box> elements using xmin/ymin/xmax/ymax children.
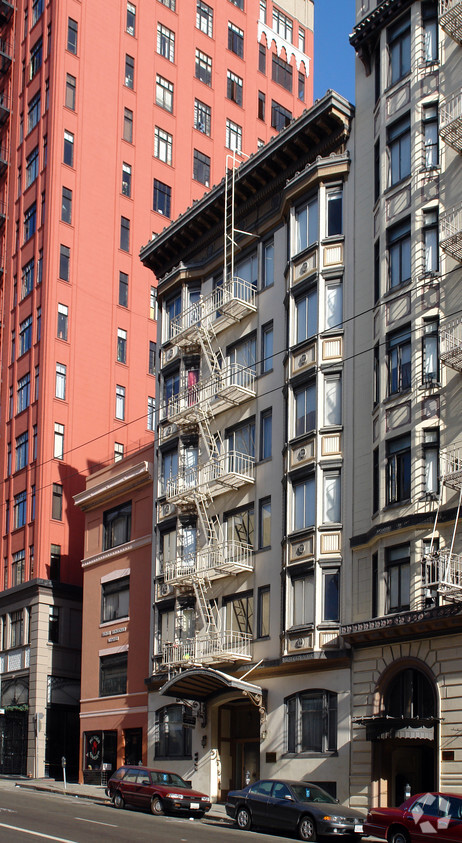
<box><xmin>372</xmin><ymin>666</ymin><xmax>437</xmax><ymax>806</ymax></box>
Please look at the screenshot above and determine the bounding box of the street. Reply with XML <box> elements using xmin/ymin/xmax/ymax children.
<box><xmin>0</xmin><ymin>782</ymin><xmax>294</xmax><ymax>843</ymax></box>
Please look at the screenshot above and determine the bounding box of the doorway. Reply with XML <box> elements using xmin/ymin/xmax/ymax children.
<box><xmin>218</xmin><ymin>699</ymin><xmax>260</xmax><ymax>799</ymax></box>
<box><xmin>124</xmin><ymin>728</ymin><xmax>142</xmax><ymax>766</ymax></box>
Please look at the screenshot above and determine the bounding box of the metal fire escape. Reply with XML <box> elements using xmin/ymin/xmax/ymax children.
<box><xmin>161</xmin><ymin>155</ymin><xmax>257</xmax><ymax>668</ymax></box>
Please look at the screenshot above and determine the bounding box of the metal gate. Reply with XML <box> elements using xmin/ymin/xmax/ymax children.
<box><xmin>0</xmin><ymin>710</ymin><xmax>28</xmax><ymax>775</ymax></box>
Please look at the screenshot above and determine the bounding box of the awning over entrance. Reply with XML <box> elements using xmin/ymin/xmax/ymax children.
<box><xmin>159</xmin><ymin>666</ymin><xmax>263</xmax><ymax>703</ymax></box>
<box><xmin>354</xmin><ymin>715</ymin><xmax>440</xmax><ymax>742</ymax></box>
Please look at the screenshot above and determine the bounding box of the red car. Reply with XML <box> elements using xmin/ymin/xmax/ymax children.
<box><xmin>365</xmin><ymin>792</ymin><xmax>462</xmax><ymax>843</ymax></box>
<box><xmin>106</xmin><ymin>765</ymin><xmax>211</xmax><ymax>818</ymax></box>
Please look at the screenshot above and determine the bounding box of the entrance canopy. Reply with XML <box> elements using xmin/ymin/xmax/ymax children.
<box><xmin>159</xmin><ymin>667</ymin><xmax>262</xmax><ymax>703</ymax></box>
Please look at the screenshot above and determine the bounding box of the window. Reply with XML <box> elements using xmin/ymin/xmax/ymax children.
<box><xmin>374</xmin><ymin>139</ymin><xmax>380</xmax><ymax>202</ymax></box>
<box><xmin>120</xmin><ymin>216</ymin><xmax>130</xmax><ymax>251</ymax></box>
<box><xmin>261</xmin><ymin>323</ymin><xmax>273</xmax><ymax>373</ymax></box>
<box><xmin>24</xmin><ymin>203</ymin><xmax>36</xmax><ymax>241</ymax></box>
<box><xmin>287</xmin><ymin>691</ymin><xmax>337</xmax><ymax>753</ymax></box>
<box><xmin>272</xmin><ymin>55</ymin><xmax>292</xmax><ymax>92</ymax></box>
<box><xmin>194</xmin><ymin>99</ymin><xmax>211</xmax><ymax>135</ymax></box>
<box><xmin>193</xmin><ymin>149</ymin><xmax>210</xmax><ymax>186</ymax></box>
<box><xmin>11</xmin><ymin>609</ymin><xmax>24</xmax><ymax>645</ymax></box>
<box><xmin>229</xmin><ymin>333</ymin><xmax>256</xmax><ymax>376</ymax></box>
<box><xmin>37</xmin><ymin>251</ymin><xmax>43</xmax><ymax>286</ymax></box>
<box><xmin>374</xmin><ymin>343</ymin><xmax>380</xmax><ymax>406</ymax></box>
<box><xmin>117</xmin><ymin>329</ymin><xmax>127</xmax><ymax>364</ymax></box>
<box><xmin>100</xmin><ymin>652</ymin><xmax>127</xmax><ymax>697</ymax></box>
<box><xmin>299</xmin><ymin>28</ymin><xmax>305</xmax><ymax>52</ymax></box>
<box><xmin>28</xmin><ymin>92</ymin><xmax>40</xmax><ymax>132</ymax></box>
<box><xmin>386</xmin><ymin>545</ymin><xmax>410</xmax><ymax>612</ymax></box>
<box><xmin>422</xmin><ymin>319</ymin><xmax>438</xmax><ymax>383</ymax></box>
<box><xmin>295</xmin><ymin>195</ymin><xmax>318</xmax><ymax>252</ymax></box>
<box><xmin>125</xmin><ymin>54</ymin><xmax>134</xmax><ymax>88</ymax></box>
<box><xmin>61</xmin><ymin>187</ymin><xmax>72</xmax><ymax>223</ymax></box>
<box><xmin>259</xmin><ymin>498</ymin><xmax>271</xmax><ymax>549</ymax></box>
<box><xmin>21</xmin><ymin>259</ymin><xmax>34</xmax><ymax>299</ymax></box>
<box><xmin>258</xmin><ymin>90</ymin><xmax>265</xmax><ymax>121</ymax></box>
<box><xmin>325</xmin><ymin>282</ymin><xmax>343</xmax><ymax>330</ymax></box>
<box><xmin>148</xmin><ymin>396</ymin><xmax>156</xmax><ymax>431</ymax></box>
<box><xmin>227</xmin><ymin>70</ymin><xmax>243</xmax><ymax>105</ymax></box>
<box><xmin>156</xmin><ymin>75</ymin><xmax>173</xmax><ymax>112</ymax></box>
<box><xmin>298</xmin><ymin>71</ymin><xmax>305</xmax><ymax>102</ymax></box>
<box><xmin>102</xmin><ymin>576</ymin><xmax>129</xmax><ymax>622</ymax></box>
<box><xmin>228</xmin><ymin>22</ymin><xmax>244</xmax><ymax>57</ymax></box>
<box><xmin>262</xmin><ymin>239</ymin><xmax>273</xmax><ymax>288</ymax></box>
<box><xmin>388</xmin><ymin>219</ymin><xmax>411</xmax><ymax>288</ymax></box>
<box><xmin>424</xmin><ymin>428</ymin><xmax>439</xmax><ymax>494</ymax></box>
<box><xmin>324</xmin><ymin>571</ymin><xmax>339</xmax><ymax>622</ymax></box>
<box><xmin>17</xmin><ymin>374</ymin><xmax>30</xmax><ymax>414</ymax></box>
<box><xmin>115</xmin><ymin>385</ymin><xmax>126</xmax><ymax>420</ymax></box>
<box><xmin>30</xmin><ymin>38</ymin><xmax>42</xmax><ymax>79</ymax></box>
<box><xmin>260</xmin><ymin>410</ymin><xmax>272</xmax><ymax>460</ymax></box>
<box><xmin>271</xmin><ymin>100</ymin><xmax>292</xmax><ymax>130</ymax></box>
<box><xmin>295</xmin><ymin>382</ymin><xmax>315</xmax><ymax>437</ymax></box>
<box><xmin>257</xmin><ymin>586</ymin><xmax>270</xmax><ymax>637</ymax></box>
<box><xmin>291</xmin><ymin>573</ymin><xmax>314</xmax><ymax>626</ymax></box>
<box><xmin>259</xmin><ymin>0</ymin><xmax>266</xmax><ymax>22</ymax></box>
<box><xmin>14</xmin><ymin>491</ymin><xmax>27</xmax><ymax>529</ymax></box>
<box><xmin>59</xmin><ymin>245</ymin><xmax>70</xmax><ymax>281</ymax></box>
<box><xmin>148</xmin><ymin>341</ymin><xmax>156</xmax><ymax>375</ymax></box>
<box><xmin>50</xmin><ymin>545</ymin><xmax>61</xmax><ymax>580</ymax></box>
<box><xmin>32</xmin><ymin>0</ymin><xmax>43</xmax><ymax>25</ymax></box>
<box><xmin>54</xmin><ymin>423</ymin><xmax>64</xmax><ymax>459</ymax></box>
<box><xmin>16</xmin><ymin>432</ymin><xmax>29</xmax><ymax>470</ymax></box>
<box><xmin>230</xmin><ymin>0</ymin><xmax>244</xmax><ymax>7</ymax></box>
<box><xmin>161</xmin><ymin>447</ymin><xmax>178</xmax><ymax>493</ymax></box>
<box><xmin>195</xmin><ymin>49</ymin><xmax>212</xmax><ymax>85</ymax></box>
<box><xmin>63</xmin><ymin>131</ymin><xmax>74</xmax><ymax>167</ymax></box>
<box><xmin>57</xmin><ymin>303</ymin><xmax>68</xmax><ymax>340</ymax></box>
<box><xmin>158</xmin><ymin>0</ymin><xmax>176</xmax><ymax>7</ymax></box>
<box><xmin>123</xmin><ymin>107</ymin><xmax>133</xmax><ymax>142</ymax></box>
<box><xmin>388</xmin><ymin>115</ymin><xmax>411</xmax><ymax>185</ymax></box>
<box><xmin>19</xmin><ymin>316</ymin><xmax>32</xmax><ymax>357</ymax></box>
<box><xmin>25</xmin><ymin>146</ymin><xmax>39</xmax><ymax>188</ymax></box>
<box><xmin>157</xmin><ymin>24</ymin><xmax>175</xmax><ymax>62</ymax></box>
<box><xmin>52</xmin><ymin>483</ymin><xmax>63</xmax><ymax>520</ymax></box>
<box><xmin>119</xmin><ymin>272</ymin><xmax>128</xmax><ymax>307</ymax></box>
<box><xmin>7</xmin><ymin>443</ymin><xmax>11</xmax><ymax>475</ymax></box>
<box><xmin>423</xmin><ymin>104</ymin><xmax>438</xmax><ymax>169</ymax></box>
<box><xmin>48</xmin><ymin>607</ymin><xmax>59</xmax><ymax>643</ymax></box>
<box><xmin>154</xmin><ymin>127</ymin><xmax>172</xmax><ymax>164</ymax></box>
<box><xmin>388</xmin><ymin>14</ymin><xmax>411</xmax><ymax>85</ymax></box>
<box><xmin>103</xmin><ymin>502</ymin><xmax>131</xmax><ymax>549</ymax></box>
<box><xmin>388</xmin><ymin>326</ymin><xmax>411</xmax><ymax>394</ymax></box>
<box><xmin>295</xmin><ymin>289</ymin><xmax>317</xmax><ymax>343</ymax></box>
<box><xmin>114</xmin><ymin>443</ymin><xmax>124</xmax><ymax>462</ymax></box>
<box><xmin>153</xmin><ymin>179</ymin><xmax>171</xmax><ymax>217</ymax></box>
<box><xmin>226</xmin><ymin>119</ymin><xmax>242</xmax><ymax>152</ymax></box>
<box><xmin>65</xmin><ymin>74</ymin><xmax>76</xmax><ymax>110</ymax></box>
<box><xmin>294</xmin><ymin>475</ymin><xmax>315</xmax><ymax>530</ymax></box>
<box><xmin>323</xmin><ymin>471</ymin><xmax>341</xmax><ymax>523</ymax></box>
<box><xmin>197</xmin><ymin>1</ymin><xmax>213</xmax><ymax>37</ymax></box>
<box><xmin>155</xmin><ymin>705</ymin><xmax>191</xmax><ymax>758</ymax></box>
<box><xmin>34</xmin><ymin>370</ymin><xmax>39</xmax><ymax>402</ymax></box>
<box><xmin>225</xmin><ymin>591</ymin><xmax>253</xmax><ymax>634</ymax></box>
<box><xmin>423</xmin><ymin>209</ymin><xmax>439</xmax><ymax>274</ymax></box>
<box><xmin>326</xmin><ymin>188</ymin><xmax>342</xmax><ymax>237</ymax></box>
<box><xmin>386</xmin><ymin>434</ymin><xmax>411</xmax><ymax>504</ymax></box>
<box><xmin>126</xmin><ymin>2</ymin><xmax>135</xmax><ymax>35</ymax></box>
<box><xmin>226</xmin><ymin>505</ymin><xmax>254</xmax><ymax>547</ymax></box>
<box><xmin>31</xmin><ymin>486</ymin><xmax>35</xmax><ymax>521</ymax></box>
<box><xmin>259</xmin><ymin>43</ymin><xmax>266</xmax><ymax>73</ymax></box>
<box><xmin>423</xmin><ymin>2</ymin><xmax>438</xmax><ymax>63</ymax></box>
<box><xmin>324</xmin><ymin>375</ymin><xmax>342</xmax><ymax>426</ymax></box>
<box><xmin>67</xmin><ymin>17</ymin><xmax>78</xmax><ymax>53</ymax></box>
<box><xmin>273</xmin><ymin>7</ymin><xmax>293</xmax><ymax>42</ymax></box>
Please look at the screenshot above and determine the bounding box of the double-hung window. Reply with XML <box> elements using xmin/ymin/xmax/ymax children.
<box><xmin>423</xmin><ymin>428</ymin><xmax>439</xmax><ymax>495</ymax></box>
<box><xmin>272</xmin><ymin>55</ymin><xmax>292</xmax><ymax>92</ymax></box>
<box><xmin>26</xmin><ymin>146</ymin><xmax>39</xmax><ymax>187</ymax></box>
<box><xmin>19</xmin><ymin>316</ymin><xmax>32</xmax><ymax>355</ymax></box>
<box><xmin>228</xmin><ymin>22</ymin><xmax>244</xmax><ymax>57</ymax></box>
<box><xmin>295</xmin><ymin>196</ymin><xmax>318</xmax><ymax>253</ymax></box>
<box><xmin>156</xmin><ymin>75</ymin><xmax>173</xmax><ymax>112</ymax></box>
<box><xmin>388</xmin><ymin>326</ymin><xmax>411</xmax><ymax>394</ymax></box>
<box><xmin>261</xmin><ymin>322</ymin><xmax>273</xmax><ymax>373</ymax></box>
<box><xmin>157</xmin><ymin>24</ymin><xmax>175</xmax><ymax>62</ymax></box>
<box><xmin>293</xmin><ymin>475</ymin><xmax>315</xmax><ymax>531</ymax></box>
<box><xmin>153</xmin><ymin>179</ymin><xmax>171</xmax><ymax>217</ymax></box>
<box><xmin>388</xmin><ymin>219</ymin><xmax>411</xmax><ymax>289</ymax></box>
<box><xmin>117</xmin><ymin>328</ymin><xmax>127</xmax><ymax>364</ymax></box>
<box><xmin>326</xmin><ymin>188</ymin><xmax>342</xmax><ymax>237</ymax></box>
<box><xmin>194</xmin><ymin>99</ymin><xmax>211</xmax><ymax>134</ymax></box>
<box><xmin>422</xmin><ymin>319</ymin><xmax>438</xmax><ymax>384</ymax></box>
<box><xmin>291</xmin><ymin>573</ymin><xmax>314</xmax><ymax>627</ymax></box>
<box><xmin>226</xmin><ymin>505</ymin><xmax>254</xmax><ymax>547</ymax></box>
<box><xmin>273</xmin><ymin>7</ymin><xmax>293</xmax><ymax>41</ymax></box>
<box><xmin>271</xmin><ymin>100</ymin><xmax>291</xmax><ymax>130</ymax></box>
<box><xmin>14</xmin><ymin>492</ymin><xmax>27</xmax><ymax>529</ymax></box>
<box><xmin>119</xmin><ymin>272</ymin><xmax>128</xmax><ymax>306</ymax></box>
<box><xmin>55</xmin><ymin>363</ymin><xmax>66</xmax><ymax>399</ymax></box>
<box><xmin>324</xmin><ymin>375</ymin><xmax>342</xmax><ymax>426</ymax></box>
<box><xmin>126</xmin><ymin>2</ymin><xmax>136</xmax><ymax>36</ymax></box>
<box><xmin>423</xmin><ymin>209</ymin><xmax>438</xmax><ymax>274</ymax></box>
<box><xmin>16</xmin><ymin>432</ymin><xmax>29</xmax><ymax>470</ymax></box>
<box><xmin>193</xmin><ymin>150</ymin><xmax>210</xmax><ymax>186</ymax></box>
<box><xmin>124</xmin><ymin>55</ymin><xmax>134</xmax><ymax>88</ymax></box>
<box><xmin>30</xmin><ymin>38</ymin><xmax>42</xmax><ymax>79</ymax></box>
<box><xmin>295</xmin><ymin>288</ymin><xmax>317</xmax><ymax>343</ymax></box>
<box><xmin>100</xmin><ymin>653</ymin><xmax>127</xmax><ymax>697</ymax></box>
<box><xmin>226</xmin><ymin>119</ymin><xmax>242</xmax><ymax>153</ymax></box>
<box><xmin>65</xmin><ymin>74</ymin><xmax>76</xmax><ymax>110</ymax></box>
<box><xmin>115</xmin><ymin>385</ymin><xmax>125</xmax><ymax>420</ymax></box>
<box><xmin>422</xmin><ymin>2</ymin><xmax>438</xmax><ymax>63</ymax></box>
<box><xmin>196</xmin><ymin>1</ymin><xmax>213</xmax><ymax>37</ymax></box>
<box><xmin>224</xmin><ymin>591</ymin><xmax>253</xmax><ymax>635</ymax></box>
<box><xmin>325</xmin><ymin>282</ymin><xmax>343</xmax><ymax>330</ymax></box>
<box><xmin>17</xmin><ymin>373</ymin><xmax>30</xmax><ymax>413</ymax></box>
<box><xmin>388</xmin><ymin>115</ymin><xmax>411</xmax><ymax>186</ymax></box>
<box><xmin>102</xmin><ymin>576</ymin><xmax>129</xmax><ymax>622</ymax></box>
<box><xmin>63</xmin><ymin>131</ymin><xmax>74</xmax><ymax>167</ymax></box>
<box><xmin>24</xmin><ymin>203</ymin><xmax>36</xmax><ymax>241</ymax></box>
<box><xmin>28</xmin><ymin>92</ymin><xmax>40</xmax><ymax>132</ymax></box>
<box><xmin>61</xmin><ymin>187</ymin><xmax>72</xmax><ymax>224</ymax></box>
<box><xmin>423</xmin><ymin>105</ymin><xmax>438</xmax><ymax>169</ymax></box>
<box><xmin>154</xmin><ymin>127</ymin><xmax>172</xmax><ymax>164</ymax></box>
<box><xmin>323</xmin><ymin>471</ymin><xmax>341</xmax><ymax>523</ymax></box>
<box><xmin>161</xmin><ymin>448</ymin><xmax>178</xmax><ymax>494</ymax></box>
<box><xmin>386</xmin><ymin>545</ymin><xmax>410</xmax><ymax>612</ymax></box>
<box><xmin>21</xmin><ymin>259</ymin><xmax>34</xmax><ymax>299</ymax></box>
<box><xmin>295</xmin><ymin>382</ymin><xmax>316</xmax><ymax>436</ymax></box>
<box><xmin>103</xmin><ymin>502</ymin><xmax>131</xmax><ymax>550</ymax></box>
<box><xmin>286</xmin><ymin>691</ymin><xmax>337</xmax><ymax>753</ymax></box>
<box><xmin>54</xmin><ymin>423</ymin><xmax>64</xmax><ymax>459</ymax></box>
<box><xmin>227</xmin><ymin>70</ymin><xmax>243</xmax><ymax>105</ymax></box>
<box><xmin>120</xmin><ymin>216</ymin><xmax>130</xmax><ymax>251</ymax></box>
<box><xmin>122</xmin><ymin>163</ymin><xmax>131</xmax><ymax>197</ymax></box>
<box><xmin>260</xmin><ymin>410</ymin><xmax>272</xmax><ymax>460</ymax></box>
<box><xmin>195</xmin><ymin>49</ymin><xmax>212</xmax><ymax>85</ymax></box>
<box><xmin>386</xmin><ymin>435</ymin><xmax>411</xmax><ymax>504</ymax></box>
<box><xmin>57</xmin><ymin>303</ymin><xmax>68</xmax><ymax>340</ymax></box>
<box><xmin>52</xmin><ymin>483</ymin><xmax>63</xmax><ymax>519</ymax></box>
<box><xmin>388</xmin><ymin>14</ymin><xmax>411</xmax><ymax>85</ymax></box>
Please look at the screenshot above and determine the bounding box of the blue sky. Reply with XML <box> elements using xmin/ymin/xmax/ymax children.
<box><xmin>313</xmin><ymin>0</ymin><xmax>356</xmax><ymax>104</ymax></box>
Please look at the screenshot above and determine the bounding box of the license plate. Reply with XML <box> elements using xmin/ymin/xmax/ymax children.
<box><xmin>354</xmin><ymin>825</ymin><xmax>363</xmax><ymax>833</ymax></box>
<box><xmin>190</xmin><ymin>802</ymin><xmax>200</xmax><ymax>809</ymax></box>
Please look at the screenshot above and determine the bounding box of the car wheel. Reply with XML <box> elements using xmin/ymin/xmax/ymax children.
<box><xmin>113</xmin><ymin>791</ymin><xmax>125</xmax><ymax>810</ymax></box>
<box><xmin>388</xmin><ymin>829</ymin><xmax>410</xmax><ymax>843</ymax></box>
<box><xmin>236</xmin><ymin>805</ymin><xmax>252</xmax><ymax>830</ymax></box>
<box><xmin>298</xmin><ymin>814</ymin><xmax>316</xmax><ymax>841</ymax></box>
<box><xmin>150</xmin><ymin>796</ymin><xmax>164</xmax><ymax>816</ymax></box>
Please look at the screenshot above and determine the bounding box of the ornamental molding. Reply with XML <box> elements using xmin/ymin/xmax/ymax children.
<box><xmin>258</xmin><ymin>22</ymin><xmax>310</xmax><ymax>75</ymax></box>
<box><xmin>81</xmin><ymin>535</ymin><xmax>151</xmax><ymax>569</ymax></box>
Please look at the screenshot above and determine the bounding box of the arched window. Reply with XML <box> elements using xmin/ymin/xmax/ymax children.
<box><xmin>385</xmin><ymin>668</ymin><xmax>435</xmax><ymax>719</ymax></box>
<box><xmin>286</xmin><ymin>690</ymin><xmax>337</xmax><ymax>753</ymax></box>
<box><xmin>154</xmin><ymin>704</ymin><xmax>191</xmax><ymax>759</ymax></box>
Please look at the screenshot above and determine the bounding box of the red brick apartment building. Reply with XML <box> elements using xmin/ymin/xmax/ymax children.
<box><xmin>0</xmin><ymin>0</ymin><xmax>313</xmax><ymax>779</ymax></box>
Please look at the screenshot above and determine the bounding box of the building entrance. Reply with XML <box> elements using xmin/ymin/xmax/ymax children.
<box><xmin>218</xmin><ymin>699</ymin><xmax>260</xmax><ymax>799</ymax></box>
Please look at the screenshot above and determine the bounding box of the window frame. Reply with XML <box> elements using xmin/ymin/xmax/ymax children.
<box><xmin>286</xmin><ymin>690</ymin><xmax>337</xmax><ymax>754</ymax></box>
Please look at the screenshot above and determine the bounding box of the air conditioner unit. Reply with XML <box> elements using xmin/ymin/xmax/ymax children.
<box><xmin>156</xmin><ymin>581</ymin><xmax>174</xmax><ymax>600</ymax></box>
<box><xmin>161</xmin><ymin>346</ymin><xmax>180</xmax><ymax>366</ymax></box>
<box><xmin>159</xmin><ymin>502</ymin><xmax>176</xmax><ymax>520</ymax></box>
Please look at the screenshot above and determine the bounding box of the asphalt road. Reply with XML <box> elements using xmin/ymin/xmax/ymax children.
<box><xmin>0</xmin><ymin>783</ymin><xmax>295</xmax><ymax>843</ymax></box>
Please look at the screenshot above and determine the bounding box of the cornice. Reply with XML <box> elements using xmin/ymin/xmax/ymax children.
<box><xmin>74</xmin><ymin>461</ymin><xmax>153</xmax><ymax>512</ymax></box>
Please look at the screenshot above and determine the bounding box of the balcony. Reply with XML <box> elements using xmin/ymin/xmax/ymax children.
<box><xmin>440</xmin><ymin>206</ymin><xmax>462</xmax><ymax>262</ymax></box>
<box><xmin>161</xmin><ymin>630</ymin><xmax>252</xmax><ymax>667</ymax></box>
<box><xmin>165</xmin><ymin>364</ymin><xmax>256</xmax><ymax>426</ymax></box>
<box><xmin>441</xmin><ymin>447</ymin><xmax>462</xmax><ymax>490</ymax></box>
<box><xmin>0</xmin><ymin>1</ymin><xmax>13</xmax><ymax>25</ymax></box>
<box><xmin>0</xmin><ymin>143</ymin><xmax>7</xmax><ymax>177</ymax></box>
<box><xmin>0</xmin><ymin>91</ymin><xmax>10</xmax><ymax>125</ymax></box>
<box><xmin>0</xmin><ymin>39</ymin><xmax>12</xmax><ymax>74</ymax></box>
<box><xmin>165</xmin><ymin>451</ymin><xmax>255</xmax><ymax>505</ymax></box>
<box><xmin>423</xmin><ymin>549</ymin><xmax>462</xmax><ymax>600</ymax></box>
<box><xmin>169</xmin><ymin>276</ymin><xmax>257</xmax><ymax>347</ymax></box>
<box><xmin>440</xmin><ymin>90</ymin><xmax>462</xmax><ymax>153</ymax></box>
<box><xmin>164</xmin><ymin>539</ymin><xmax>254</xmax><ymax>585</ymax></box>
<box><xmin>440</xmin><ymin>320</ymin><xmax>462</xmax><ymax>372</ymax></box>
<box><xmin>439</xmin><ymin>0</ymin><xmax>462</xmax><ymax>43</ymax></box>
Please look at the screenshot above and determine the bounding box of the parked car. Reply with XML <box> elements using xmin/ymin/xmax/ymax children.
<box><xmin>106</xmin><ymin>765</ymin><xmax>211</xmax><ymax>818</ymax></box>
<box><xmin>226</xmin><ymin>779</ymin><xmax>364</xmax><ymax>841</ymax></box>
<box><xmin>365</xmin><ymin>792</ymin><xmax>462</xmax><ymax>843</ymax></box>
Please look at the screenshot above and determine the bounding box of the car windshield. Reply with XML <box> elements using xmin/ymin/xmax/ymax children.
<box><xmin>153</xmin><ymin>772</ymin><xmax>187</xmax><ymax>787</ymax></box>
<box><xmin>291</xmin><ymin>784</ymin><xmax>337</xmax><ymax>804</ymax></box>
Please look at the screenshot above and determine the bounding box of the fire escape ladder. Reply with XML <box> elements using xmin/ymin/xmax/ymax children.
<box><xmin>423</xmin><ymin>454</ymin><xmax>462</xmax><ymax>601</ymax></box>
<box><xmin>193</xmin><ymin>575</ymin><xmax>219</xmax><ymax>635</ymax></box>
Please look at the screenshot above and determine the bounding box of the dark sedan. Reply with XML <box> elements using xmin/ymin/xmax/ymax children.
<box><xmin>365</xmin><ymin>792</ymin><xmax>462</xmax><ymax>843</ymax></box>
<box><xmin>106</xmin><ymin>765</ymin><xmax>211</xmax><ymax>818</ymax></box>
<box><xmin>226</xmin><ymin>779</ymin><xmax>364</xmax><ymax>841</ymax></box>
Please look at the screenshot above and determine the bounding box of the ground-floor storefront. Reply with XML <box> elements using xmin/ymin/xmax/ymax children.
<box><xmin>79</xmin><ymin>707</ymin><xmax>148</xmax><ymax>784</ymax></box>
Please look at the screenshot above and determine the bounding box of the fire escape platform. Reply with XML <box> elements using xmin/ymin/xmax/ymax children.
<box><xmin>440</xmin><ymin>208</ymin><xmax>462</xmax><ymax>263</ymax></box>
<box><xmin>166</xmin><ymin>453</ymin><xmax>255</xmax><ymax>505</ymax></box>
<box><xmin>440</xmin><ymin>323</ymin><xmax>462</xmax><ymax>372</ymax></box>
<box><xmin>440</xmin><ymin>91</ymin><xmax>462</xmax><ymax>153</ymax></box>
<box><xmin>0</xmin><ymin>1</ymin><xmax>13</xmax><ymax>24</ymax></box>
<box><xmin>424</xmin><ymin>551</ymin><xmax>462</xmax><ymax>600</ymax></box>
<box><xmin>161</xmin><ymin>631</ymin><xmax>252</xmax><ymax>667</ymax></box>
<box><xmin>165</xmin><ymin>541</ymin><xmax>254</xmax><ymax>586</ymax></box>
<box><xmin>166</xmin><ymin>368</ymin><xmax>256</xmax><ymax>426</ymax></box>
<box><xmin>440</xmin><ymin>0</ymin><xmax>462</xmax><ymax>44</ymax></box>
<box><xmin>169</xmin><ymin>277</ymin><xmax>257</xmax><ymax>348</ymax></box>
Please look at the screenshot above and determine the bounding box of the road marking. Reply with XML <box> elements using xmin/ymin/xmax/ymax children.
<box><xmin>0</xmin><ymin>822</ymin><xmax>79</xmax><ymax>842</ymax></box>
<box><xmin>74</xmin><ymin>817</ymin><xmax>118</xmax><ymax>828</ymax></box>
